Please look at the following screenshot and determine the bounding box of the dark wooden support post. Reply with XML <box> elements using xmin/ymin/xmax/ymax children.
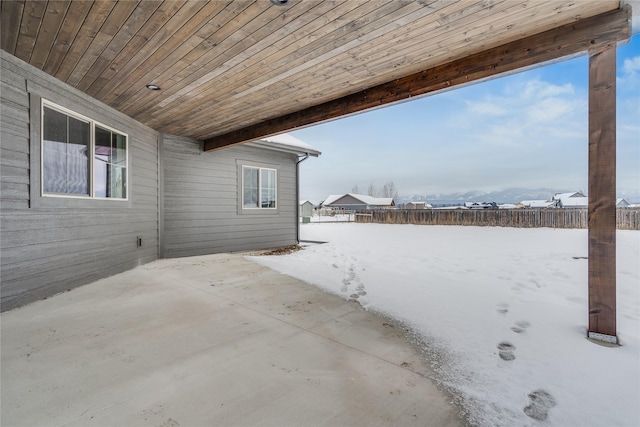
<box><xmin>587</xmin><ymin>45</ymin><xmax>617</xmax><ymax>344</ymax></box>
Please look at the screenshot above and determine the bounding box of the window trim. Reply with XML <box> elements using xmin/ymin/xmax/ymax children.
<box><xmin>236</xmin><ymin>160</ymin><xmax>280</xmax><ymax>216</ymax></box>
<box><xmin>41</xmin><ymin>99</ymin><xmax>129</xmax><ymax>201</ymax></box>
<box><xmin>28</xmin><ymin>92</ymin><xmax>132</xmax><ymax>210</ymax></box>
<box><xmin>241</xmin><ymin>165</ymin><xmax>277</xmax><ymax>210</ymax></box>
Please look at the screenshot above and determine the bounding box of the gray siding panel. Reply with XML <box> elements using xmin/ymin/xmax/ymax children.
<box><xmin>162</xmin><ymin>135</ymin><xmax>298</xmax><ymax>258</ymax></box>
<box><xmin>0</xmin><ymin>51</ymin><xmax>159</xmax><ymax>311</ymax></box>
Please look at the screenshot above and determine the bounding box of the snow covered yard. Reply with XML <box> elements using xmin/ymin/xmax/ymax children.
<box><xmin>249</xmin><ymin>224</ymin><xmax>640</xmax><ymax>427</ymax></box>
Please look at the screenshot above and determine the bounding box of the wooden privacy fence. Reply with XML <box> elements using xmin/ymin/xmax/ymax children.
<box><xmin>356</xmin><ymin>208</ymin><xmax>640</xmax><ymax>230</ymax></box>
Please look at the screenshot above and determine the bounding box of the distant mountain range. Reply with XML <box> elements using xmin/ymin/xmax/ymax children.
<box><xmin>397</xmin><ymin>188</ymin><xmax>640</xmax><ymax>206</ymax></box>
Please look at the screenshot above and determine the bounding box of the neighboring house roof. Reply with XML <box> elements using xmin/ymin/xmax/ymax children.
<box><xmin>553</xmin><ymin>191</ymin><xmax>585</xmax><ymax>200</ymax></box>
<box><xmin>248</xmin><ymin>133</ymin><xmax>321</xmax><ymax>157</ymax></box>
<box><xmin>432</xmin><ymin>206</ymin><xmax>468</xmax><ymax>210</ymax></box>
<box><xmin>519</xmin><ymin>200</ymin><xmax>554</xmax><ymax>208</ymax></box>
<box><xmin>559</xmin><ymin>197</ymin><xmax>589</xmax><ymax>207</ymax></box>
<box><xmin>553</xmin><ymin>192</ymin><xmax>588</xmax><ymax>207</ymax></box>
<box><xmin>323</xmin><ymin>193</ymin><xmax>394</xmax><ymax>207</ymax></box>
<box><xmin>299</xmin><ymin>200</ymin><xmax>314</xmax><ymax>206</ymax></box>
<box><xmin>464</xmin><ymin>202</ymin><xmax>497</xmax><ymax>209</ymax></box>
<box><xmin>552</xmin><ymin>196</ymin><xmax>628</xmax><ymax>208</ymax></box>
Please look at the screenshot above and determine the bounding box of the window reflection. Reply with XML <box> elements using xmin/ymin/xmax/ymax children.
<box><xmin>43</xmin><ymin>106</ymin><xmax>89</xmax><ymax>195</ymax></box>
<box><xmin>242</xmin><ymin>166</ymin><xmax>276</xmax><ymax>209</ymax></box>
<box><xmin>94</xmin><ymin>125</ymin><xmax>127</xmax><ymax>199</ymax></box>
<box><xmin>42</xmin><ymin>102</ymin><xmax>127</xmax><ymax>200</ymax></box>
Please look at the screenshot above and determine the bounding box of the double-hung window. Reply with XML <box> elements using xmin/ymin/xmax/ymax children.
<box><xmin>42</xmin><ymin>100</ymin><xmax>127</xmax><ymax>199</ymax></box>
<box><xmin>242</xmin><ymin>166</ymin><xmax>277</xmax><ymax>209</ymax></box>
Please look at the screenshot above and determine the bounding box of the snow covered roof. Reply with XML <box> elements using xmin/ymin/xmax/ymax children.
<box><xmin>519</xmin><ymin>200</ymin><xmax>554</xmax><ymax>208</ymax></box>
<box><xmin>323</xmin><ymin>193</ymin><xmax>394</xmax><ymax>207</ymax></box>
<box><xmin>432</xmin><ymin>206</ymin><xmax>468</xmax><ymax>210</ymax></box>
<box><xmin>560</xmin><ymin>197</ymin><xmax>588</xmax><ymax>207</ymax></box>
<box><xmin>247</xmin><ymin>133</ymin><xmax>321</xmax><ymax>157</ymax></box>
<box><xmin>553</xmin><ymin>191</ymin><xmax>585</xmax><ymax>200</ymax></box>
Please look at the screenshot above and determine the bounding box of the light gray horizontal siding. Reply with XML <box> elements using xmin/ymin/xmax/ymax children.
<box><xmin>162</xmin><ymin>135</ymin><xmax>298</xmax><ymax>258</ymax></box>
<box><xmin>0</xmin><ymin>51</ymin><xmax>159</xmax><ymax>311</ymax></box>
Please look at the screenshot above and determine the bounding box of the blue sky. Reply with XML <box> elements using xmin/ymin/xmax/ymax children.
<box><xmin>292</xmin><ymin>35</ymin><xmax>640</xmax><ymax>203</ymax></box>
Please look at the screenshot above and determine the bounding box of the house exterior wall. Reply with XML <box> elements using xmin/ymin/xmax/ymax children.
<box><xmin>0</xmin><ymin>51</ymin><xmax>159</xmax><ymax>311</ymax></box>
<box><xmin>162</xmin><ymin>135</ymin><xmax>298</xmax><ymax>258</ymax></box>
<box><xmin>330</xmin><ymin>204</ymin><xmax>368</xmax><ymax>211</ymax></box>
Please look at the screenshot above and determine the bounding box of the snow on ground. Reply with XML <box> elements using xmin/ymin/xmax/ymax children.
<box><xmin>249</xmin><ymin>224</ymin><xmax>640</xmax><ymax>427</ymax></box>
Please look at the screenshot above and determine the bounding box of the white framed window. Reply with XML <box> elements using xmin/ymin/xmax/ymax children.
<box><xmin>42</xmin><ymin>100</ymin><xmax>128</xmax><ymax>200</ymax></box>
<box><xmin>242</xmin><ymin>166</ymin><xmax>277</xmax><ymax>209</ymax></box>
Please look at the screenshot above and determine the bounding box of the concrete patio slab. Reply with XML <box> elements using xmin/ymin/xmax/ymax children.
<box><xmin>1</xmin><ymin>253</ymin><xmax>464</xmax><ymax>427</ymax></box>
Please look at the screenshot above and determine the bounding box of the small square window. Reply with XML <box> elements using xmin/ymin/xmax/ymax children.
<box><xmin>242</xmin><ymin>166</ymin><xmax>276</xmax><ymax>209</ymax></box>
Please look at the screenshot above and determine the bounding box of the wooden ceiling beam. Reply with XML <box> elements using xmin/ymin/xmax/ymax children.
<box><xmin>197</xmin><ymin>0</ymin><xmax>594</xmax><ymax>139</ymax></box>
<box><xmin>204</xmin><ymin>6</ymin><xmax>630</xmax><ymax>151</ymax></box>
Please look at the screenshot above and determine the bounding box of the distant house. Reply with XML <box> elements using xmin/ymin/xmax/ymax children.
<box><xmin>557</xmin><ymin>197</ymin><xmax>589</xmax><ymax>208</ymax></box>
<box><xmin>518</xmin><ymin>200</ymin><xmax>554</xmax><ymax>209</ymax></box>
<box><xmin>556</xmin><ymin>198</ymin><xmax>588</xmax><ymax>209</ymax></box>
<box><xmin>464</xmin><ymin>202</ymin><xmax>498</xmax><ymax>209</ymax></box>
<box><xmin>552</xmin><ymin>191</ymin><xmax>587</xmax><ymax>208</ymax></box>
<box><xmin>322</xmin><ymin>194</ymin><xmax>395</xmax><ymax>210</ymax></box>
<box><xmin>617</xmin><ymin>198</ymin><xmax>630</xmax><ymax>208</ymax></box>
<box><xmin>553</xmin><ymin>191</ymin><xmax>586</xmax><ymax>199</ymax></box>
<box><xmin>432</xmin><ymin>205</ymin><xmax>468</xmax><ymax>210</ymax></box>
<box><xmin>299</xmin><ymin>200</ymin><xmax>314</xmax><ymax>217</ymax></box>
<box><xmin>405</xmin><ymin>201</ymin><xmax>432</xmax><ymax>209</ymax></box>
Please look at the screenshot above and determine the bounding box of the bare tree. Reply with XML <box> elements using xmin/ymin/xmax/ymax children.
<box><xmin>381</xmin><ymin>181</ymin><xmax>399</xmax><ymax>199</ymax></box>
<box><xmin>351</xmin><ymin>184</ymin><xmax>360</xmax><ymax>194</ymax></box>
<box><xmin>367</xmin><ymin>182</ymin><xmax>377</xmax><ymax>197</ymax></box>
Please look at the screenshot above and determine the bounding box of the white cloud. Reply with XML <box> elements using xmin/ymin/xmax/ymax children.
<box><xmin>618</xmin><ymin>55</ymin><xmax>640</xmax><ymax>91</ymax></box>
<box><xmin>623</xmin><ymin>56</ymin><xmax>640</xmax><ymax>74</ymax></box>
<box><xmin>464</xmin><ymin>99</ymin><xmax>507</xmax><ymax>116</ymax></box>
<box><xmin>525</xmin><ymin>96</ymin><xmax>581</xmax><ymax>125</ymax></box>
<box><xmin>522</xmin><ymin>80</ymin><xmax>574</xmax><ymax>100</ymax></box>
<box><xmin>462</xmin><ymin>78</ymin><xmax>586</xmax><ymax>149</ymax></box>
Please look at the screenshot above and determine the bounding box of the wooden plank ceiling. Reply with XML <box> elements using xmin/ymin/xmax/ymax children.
<box><xmin>1</xmin><ymin>0</ymin><xmax>625</xmax><ymax>148</ymax></box>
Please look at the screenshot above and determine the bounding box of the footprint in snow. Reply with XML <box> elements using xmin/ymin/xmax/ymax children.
<box><xmin>341</xmin><ymin>265</ymin><xmax>357</xmax><ymax>293</ymax></box>
<box><xmin>529</xmin><ymin>278</ymin><xmax>542</xmax><ymax>288</ymax></box>
<box><xmin>523</xmin><ymin>389</ymin><xmax>557</xmax><ymax>421</ymax></box>
<box><xmin>342</xmin><ymin>262</ymin><xmax>367</xmax><ymax>301</ymax></box>
<box><xmin>497</xmin><ymin>341</ymin><xmax>516</xmax><ymax>361</ymax></box>
<box><xmin>496</xmin><ymin>303</ymin><xmax>509</xmax><ymax>315</ymax></box>
<box><xmin>511</xmin><ymin>320</ymin><xmax>531</xmax><ymax>334</ymax></box>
